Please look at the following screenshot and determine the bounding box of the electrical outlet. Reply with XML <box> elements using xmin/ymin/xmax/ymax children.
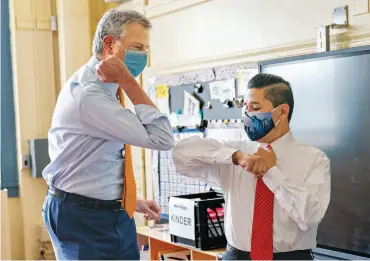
<box><xmin>21</xmin><ymin>154</ymin><xmax>31</xmax><ymax>169</ymax></box>
<box><xmin>50</xmin><ymin>16</ymin><xmax>57</xmax><ymax>31</ymax></box>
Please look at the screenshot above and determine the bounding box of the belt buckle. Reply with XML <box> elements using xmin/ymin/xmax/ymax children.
<box><xmin>116</xmin><ymin>199</ymin><xmax>123</xmax><ymax>211</ymax></box>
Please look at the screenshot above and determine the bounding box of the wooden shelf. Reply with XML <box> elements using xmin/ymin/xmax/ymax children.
<box><xmin>137</xmin><ymin>225</ymin><xmax>225</xmax><ymax>260</ymax></box>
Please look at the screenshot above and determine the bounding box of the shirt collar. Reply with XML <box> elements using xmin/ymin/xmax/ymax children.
<box><xmin>85</xmin><ymin>56</ymin><xmax>119</xmax><ymax>97</ymax></box>
<box><xmin>86</xmin><ymin>55</ymin><xmax>100</xmax><ymax>72</ymax></box>
<box><xmin>259</xmin><ymin>130</ymin><xmax>294</xmax><ymax>159</ymax></box>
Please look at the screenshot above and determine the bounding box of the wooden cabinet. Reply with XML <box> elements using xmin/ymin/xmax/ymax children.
<box><xmin>10</xmin><ymin>0</ymin><xmax>57</xmax><ymax>146</ymax></box>
<box><xmin>57</xmin><ymin>0</ymin><xmax>119</xmax><ymax>85</ymax></box>
<box><xmin>88</xmin><ymin>0</ymin><xmax>119</xmax><ymax>49</ymax></box>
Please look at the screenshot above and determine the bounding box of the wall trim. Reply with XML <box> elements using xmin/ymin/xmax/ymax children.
<box><xmin>145</xmin><ymin>0</ymin><xmax>209</xmax><ymax>19</ymax></box>
<box><xmin>117</xmin><ymin>0</ymin><xmax>145</xmax><ymax>13</ymax></box>
<box><xmin>148</xmin><ymin>26</ymin><xmax>370</xmax><ymax>77</ymax></box>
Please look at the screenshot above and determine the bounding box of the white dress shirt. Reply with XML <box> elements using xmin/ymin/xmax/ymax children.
<box><xmin>172</xmin><ymin>131</ymin><xmax>331</xmax><ymax>253</ymax></box>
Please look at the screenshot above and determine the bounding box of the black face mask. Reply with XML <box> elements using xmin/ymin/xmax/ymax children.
<box><xmin>243</xmin><ymin>107</ymin><xmax>280</xmax><ymax>141</ymax></box>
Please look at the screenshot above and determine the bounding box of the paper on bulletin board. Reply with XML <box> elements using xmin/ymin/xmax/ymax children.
<box><xmin>183</xmin><ymin>91</ymin><xmax>200</xmax><ymax>116</ymax></box>
<box><xmin>209</xmin><ymin>79</ymin><xmax>236</xmax><ymax>101</ymax></box>
<box><xmin>177</xmin><ymin>114</ymin><xmax>201</xmax><ymax>127</ymax></box>
<box><xmin>156</xmin><ymin>84</ymin><xmax>170</xmax><ymax>115</ymax></box>
<box><xmin>237</xmin><ymin>69</ymin><xmax>258</xmax><ymax>96</ymax></box>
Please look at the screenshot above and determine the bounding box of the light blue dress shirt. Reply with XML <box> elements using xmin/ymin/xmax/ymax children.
<box><xmin>43</xmin><ymin>56</ymin><xmax>174</xmax><ymax>200</ymax></box>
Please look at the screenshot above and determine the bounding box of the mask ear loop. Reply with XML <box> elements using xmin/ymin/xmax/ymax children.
<box><xmin>272</xmin><ymin>106</ymin><xmax>282</xmax><ymax>130</ymax></box>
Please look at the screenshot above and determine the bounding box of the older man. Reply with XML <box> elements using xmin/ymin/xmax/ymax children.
<box><xmin>42</xmin><ymin>9</ymin><xmax>174</xmax><ymax>260</ymax></box>
<box><xmin>173</xmin><ymin>74</ymin><xmax>331</xmax><ymax>260</ymax></box>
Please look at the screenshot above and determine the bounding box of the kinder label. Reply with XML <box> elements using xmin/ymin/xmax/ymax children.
<box><xmin>169</xmin><ymin>197</ymin><xmax>195</xmax><ymax>240</ymax></box>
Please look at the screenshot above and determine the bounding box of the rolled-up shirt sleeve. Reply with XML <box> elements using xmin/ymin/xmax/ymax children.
<box><xmin>79</xmin><ymin>85</ymin><xmax>174</xmax><ymax>150</ymax></box>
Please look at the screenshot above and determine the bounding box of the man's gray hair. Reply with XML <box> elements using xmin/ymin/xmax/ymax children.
<box><xmin>92</xmin><ymin>9</ymin><xmax>152</xmax><ymax>55</ymax></box>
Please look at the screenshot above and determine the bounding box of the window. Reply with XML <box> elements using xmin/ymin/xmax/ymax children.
<box><xmin>1</xmin><ymin>0</ymin><xmax>19</xmax><ymax>197</ymax></box>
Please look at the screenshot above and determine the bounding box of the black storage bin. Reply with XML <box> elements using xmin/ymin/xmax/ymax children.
<box><xmin>169</xmin><ymin>191</ymin><xmax>226</xmax><ymax>250</ymax></box>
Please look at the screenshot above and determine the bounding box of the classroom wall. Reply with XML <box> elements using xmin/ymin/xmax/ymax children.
<box><xmin>5</xmin><ymin>0</ymin><xmax>370</xmax><ymax>259</ymax></box>
<box><xmin>139</xmin><ymin>0</ymin><xmax>370</xmax><ymax>212</ymax></box>
<box><xmin>145</xmin><ymin>0</ymin><xmax>370</xmax><ymax>75</ymax></box>
<box><xmin>1</xmin><ymin>191</ymin><xmax>11</xmax><ymax>260</ymax></box>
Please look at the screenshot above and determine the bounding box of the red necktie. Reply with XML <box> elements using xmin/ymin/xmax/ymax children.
<box><xmin>250</xmin><ymin>146</ymin><xmax>274</xmax><ymax>260</ymax></box>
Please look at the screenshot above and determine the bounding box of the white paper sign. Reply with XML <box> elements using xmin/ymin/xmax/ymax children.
<box><xmin>209</xmin><ymin>79</ymin><xmax>236</xmax><ymax>101</ymax></box>
<box><xmin>237</xmin><ymin>69</ymin><xmax>258</xmax><ymax>96</ymax></box>
<box><xmin>183</xmin><ymin>91</ymin><xmax>200</xmax><ymax>116</ymax></box>
<box><xmin>209</xmin><ymin>82</ymin><xmax>222</xmax><ymax>100</ymax></box>
<box><xmin>169</xmin><ymin>197</ymin><xmax>195</xmax><ymax>240</ymax></box>
<box><xmin>156</xmin><ymin>84</ymin><xmax>170</xmax><ymax>116</ymax></box>
<box><xmin>177</xmin><ymin>114</ymin><xmax>201</xmax><ymax>127</ymax></box>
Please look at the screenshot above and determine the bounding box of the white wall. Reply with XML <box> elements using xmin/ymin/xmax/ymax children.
<box><xmin>147</xmin><ymin>0</ymin><xmax>370</xmax><ymax>74</ymax></box>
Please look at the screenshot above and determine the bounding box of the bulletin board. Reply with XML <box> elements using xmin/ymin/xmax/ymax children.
<box><xmin>149</xmin><ymin>62</ymin><xmax>258</xmax><ymax>220</ymax></box>
<box><xmin>151</xmin><ymin>62</ymin><xmax>258</xmax><ymax>121</ymax></box>
<box><xmin>169</xmin><ymin>80</ymin><xmax>243</xmax><ymax>120</ymax></box>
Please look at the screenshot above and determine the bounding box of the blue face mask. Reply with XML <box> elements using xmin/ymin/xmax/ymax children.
<box><xmin>242</xmin><ymin>107</ymin><xmax>280</xmax><ymax>141</ymax></box>
<box><xmin>124</xmin><ymin>50</ymin><xmax>147</xmax><ymax>77</ymax></box>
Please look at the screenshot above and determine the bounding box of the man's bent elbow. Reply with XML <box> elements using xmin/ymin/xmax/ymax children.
<box><xmin>148</xmin><ymin>134</ymin><xmax>175</xmax><ymax>151</ymax></box>
<box><xmin>172</xmin><ymin>147</ymin><xmax>192</xmax><ymax>176</ymax></box>
<box><xmin>159</xmin><ymin>136</ymin><xmax>175</xmax><ymax>151</ymax></box>
<box><xmin>172</xmin><ymin>156</ymin><xmax>187</xmax><ymax>176</ymax></box>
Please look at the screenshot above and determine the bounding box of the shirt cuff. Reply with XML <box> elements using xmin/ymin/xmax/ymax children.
<box><xmin>134</xmin><ymin>104</ymin><xmax>168</xmax><ymax>124</ymax></box>
<box><xmin>213</xmin><ymin>147</ymin><xmax>238</xmax><ymax>165</ymax></box>
<box><xmin>262</xmin><ymin>166</ymin><xmax>286</xmax><ymax>193</ymax></box>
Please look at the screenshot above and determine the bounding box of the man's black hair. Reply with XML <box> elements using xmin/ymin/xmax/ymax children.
<box><xmin>247</xmin><ymin>73</ymin><xmax>294</xmax><ymax>121</ymax></box>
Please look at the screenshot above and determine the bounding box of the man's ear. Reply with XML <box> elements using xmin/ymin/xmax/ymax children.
<box><xmin>280</xmin><ymin>104</ymin><xmax>290</xmax><ymax>120</ymax></box>
<box><xmin>102</xmin><ymin>36</ymin><xmax>115</xmax><ymax>55</ymax></box>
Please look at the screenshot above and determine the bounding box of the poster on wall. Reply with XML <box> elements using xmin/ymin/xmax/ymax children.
<box><xmin>237</xmin><ymin>69</ymin><xmax>258</xmax><ymax>96</ymax></box>
<box><xmin>156</xmin><ymin>84</ymin><xmax>170</xmax><ymax>115</ymax></box>
<box><xmin>209</xmin><ymin>79</ymin><xmax>236</xmax><ymax>102</ymax></box>
<box><xmin>183</xmin><ymin>91</ymin><xmax>200</xmax><ymax>116</ymax></box>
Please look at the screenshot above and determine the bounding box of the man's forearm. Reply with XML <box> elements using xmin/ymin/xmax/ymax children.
<box><xmin>118</xmin><ymin>77</ymin><xmax>157</xmax><ymax>109</ymax></box>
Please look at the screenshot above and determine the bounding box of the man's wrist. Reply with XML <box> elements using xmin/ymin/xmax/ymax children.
<box><xmin>232</xmin><ymin>151</ymin><xmax>241</xmax><ymax>165</ymax></box>
<box><xmin>118</xmin><ymin>80</ymin><xmax>141</xmax><ymax>97</ymax></box>
<box><xmin>118</xmin><ymin>74</ymin><xmax>136</xmax><ymax>86</ymax></box>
